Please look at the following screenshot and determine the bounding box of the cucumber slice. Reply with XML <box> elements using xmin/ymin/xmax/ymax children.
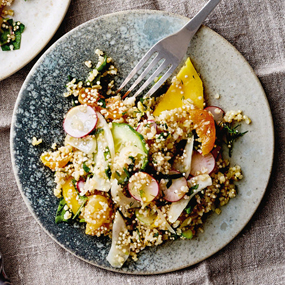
<box><xmin>135</xmin><ymin>208</ymin><xmax>157</xmax><ymax>226</ymax></box>
<box><xmin>182</xmin><ymin>229</ymin><xmax>193</xmax><ymax>239</ymax></box>
<box><xmin>112</xmin><ymin>123</ymin><xmax>148</xmax><ymax>153</ymax></box>
<box><xmin>111</xmin><ymin>123</ymin><xmax>148</xmax><ymax>169</ymax></box>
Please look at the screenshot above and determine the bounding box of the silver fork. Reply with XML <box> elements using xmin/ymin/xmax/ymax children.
<box><xmin>118</xmin><ymin>0</ymin><xmax>221</xmax><ymax>99</ymax></box>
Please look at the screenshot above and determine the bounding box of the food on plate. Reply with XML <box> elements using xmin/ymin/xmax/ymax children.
<box><xmin>0</xmin><ymin>0</ymin><xmax>25</xmax><ymax>51</ymax></box>
<box><xmin>39</xmin><ymin>49</ymin><xmax>251</xmax><ymax>267</ymax></box>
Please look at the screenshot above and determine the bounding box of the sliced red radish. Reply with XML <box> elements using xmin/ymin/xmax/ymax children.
<box><xmin>211</xmin><ymin>145</ymin><xmax>222</xmax><ymax>160</ymax></box>
<box><xmin>136</xmin><ymin>120</ymin><xmax>157</xmax><ymax>139</ymax></box>
<box><xmin>63</xmin><ymin>105</ymin><xmax>97</xmax><ymax>138</ymax></box>
<box><xmin>128</xmin><ymin>172</ymin><xmax>159</xmax><ymax>203</ymax></box>
<box><xmin>190</xmin><ymin>151</ymin><xmax>215</xmax><ymax>176</ymax></box>
<box><xmin>168</xmin><ymin>174</ymin><xmax>212</xmax><ymax>224</ymax></box>
<box><xmin>160</xmin><ymin>170</ymin><xmax>188</xmax><ymax>202</ymax></box>
<box><xmin>205</xmin><ymin>106</ymin><xmax>225</xmax><ymax>123</ymax></box>
<box><xmin>76</xmin><ymin>179</ymin><xmax>85</xmax><ymax>193</ymax></box>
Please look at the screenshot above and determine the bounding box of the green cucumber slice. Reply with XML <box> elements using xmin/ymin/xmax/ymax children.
<box><xmin>182</xmin><ymin>229</ymin><xmax>193</xmax><ymax>239</ymax></box>
<box><xmin>135</xmin><ymin>208</ymin><xmax>157</xmax><ymax>226</ymax></box>
<box><xmin>111</xmin><ymin>123</ymin><xmax>148</xmax><ymax>170</ymax></box>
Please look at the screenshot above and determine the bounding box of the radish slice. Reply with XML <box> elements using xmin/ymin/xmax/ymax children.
<box><xmin>106</xmin><ymin>211</ymin><xmax>130</xmax><ymax>268</ymax></box>
<box><xmin>96</xmin><ymin>112</ymin><xmax>115</xmax><ymax>163</ymax></box>
<box><xmin>128</xmin><ymin>172</ymin><xmax>159</xmax><ymax>203</ymax></box>
<box><xmin>172</xmin><ymin>136</ymin><xmax>194</xmax><ymax>178</ymax></box>
<box><xmin>205</xmin><ymin>106</ymin><xmax>225</xmax><ymax>123</ymax></box>
<box><xmin>168</xmin><ymin>174</ymin><xmax>212</xmax><ymax>223</ymax></box>
<box><xmin>136</xmin><ymin>120</ymin><xmax>157</xmax><ymax>139</ymax></box>
<box><xmin>63</xmin><ymin>105</ymin><xmax>97</xmax><ymax>138</ymax></box>
<box><xmin>111</xmin><ymin>179</ymin><xmax>140</xmax><ymax>210</ymax></box>
<box><xmin>190</xmin><ymin>151</ymin><xmax>215</xmax><ymax>176</ymax></box>
<box><xmin>161</xmin><ymin>175</ymin><xmax>188</xmax><ymax>202</ymax></box>
<box><xmin>76</xmin><ymin>179</ymin><xmax>85</xmax><ymax>193</ymax></box>
<box><xmin>65</xmin><ymin>134</ymin><xmax>97</xmax><ymax>154</ymax></box>
<box><xmin>211</xmin><ymin>145</ymin><xmax>222</xmax><ymax>160</ymax></box>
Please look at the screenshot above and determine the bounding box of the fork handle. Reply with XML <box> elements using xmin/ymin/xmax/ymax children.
<box><xmin>184</xmin><ymin>0</ymin><xmax>221</xmax><ymax>35</ymax></box>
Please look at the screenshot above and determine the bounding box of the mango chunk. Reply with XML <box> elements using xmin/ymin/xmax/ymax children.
<box><xmin>62</xmin><ymin>177</ymin><xmax>81</xmax><ymax>215</ymax></box>
<box><xmin>83</xmin><ymin>195</ymin><xmax>112</xmax><ymax>235</ymax></box>
<box><xmin>153</xmin><ymin>58</ymin><xmax>203</xmax><ymax>116</ymax></box>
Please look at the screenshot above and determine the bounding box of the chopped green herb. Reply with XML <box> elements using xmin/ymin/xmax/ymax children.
<box><xmin>55</xmin><ymin>198</ymin><xmax>70</xmax><ymax>224</ymax></box>
<box><xmin>157</xmin><ymin>131</ymin><xmax>169</xmax><ymax>140</ymax></box>
<box><xmin>73</xmin><ymin>196</ymin><xmax>88</xmax><ymax>219</ymax></box>
<box><xmin>123</xmin><ymin>167</ymin><xmax>130</xmax><ymax>178</ymax></box>
<box><xmin>79</xmin><ymin>219</ymin><xmax>86</xmax><ymax>223</ymax></box>
<box><xmin>98</xmin><ymin>98</ymin><xmax>106</xmax><ymax>108</ymax></box>
<box><xmin>83</xmin><ymin>162</ymin><xmax>90</xmax><ymax>173</ymax></box>
<box><xmin>91</xmin><ymin>127</ymin><xmax>103</xmax><ymax>136</ymax></box>
<box><xmin>185</xmin><ymin>206</ymin><xmax>192</xmax><ymax>214</ymax></box>
<box><xmin>71</xmin><ymin>179</ymin><xmax>78</xmax><ymax>191</ymax></box>
<box><xmin>153</xmin><ymin>232</ymin><xmax>159</xmax><ymax>237</ymax></box>
<box><xmin>154</xmin><ymin>75</ymin><xmax>162</xmax><ymax>83</ymax></box>
<box><xmin>97</xmin><ymin>54</ymin><xmax>108</xmax><ymax>72</ymax></box>
<box><xmin>188</xmin><ymin>184</ymin><xmax>199</xmax><ymax>195</ymax></box>
<box><xmin>0</xmin><ymin>19</ymin><xmax>25</xmax><ymax>51</ymax></box>
<box><xmin>105</xmin><ymin>166</ymin><xmax>111</xmax><ymax>179</ymax></box>
<box><xmin>221</xmin><ymin>123</ymin><xmax>248</xmax><ymax>157</ymax></box>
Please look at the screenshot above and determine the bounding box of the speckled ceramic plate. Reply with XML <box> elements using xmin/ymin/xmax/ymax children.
<box><xmin>0</xmin><ymin>0</ymin><xmax>71</xmax><ymax>81</ymax></box>
<box><xmin>10</xmin><ymin>10</ymin><xmax>274</xmax><ymax>274</ymax></box>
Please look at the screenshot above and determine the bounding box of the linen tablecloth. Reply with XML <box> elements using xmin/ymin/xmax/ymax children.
<box><xmin>0</xmin><ymin>0</ymin><xmax>284</xmax><ymax>284</ymax></box>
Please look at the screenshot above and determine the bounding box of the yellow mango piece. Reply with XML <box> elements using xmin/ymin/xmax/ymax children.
<box><xmin>153</xmin><ymin>58</ymin><xmax>203</xmax><ymax>116</ymax></box>
<box><xmin>62</xmin><ymin>177</ymin><xmax>81</xmax><ymax>215</ymax></box>
<box><xmin>40</xmin><ymin>152</ymin><xmax>71</xmax><ymax>170</ymax></box>
<box><xmin>83</xmin><ymin>195</ymin><xmax>112</xmax><ymax>236</ymax></box>
<box><xmin>85</xmin><ymin>223</ymin><xmax>99</xmax><ymax>235</ymax></box>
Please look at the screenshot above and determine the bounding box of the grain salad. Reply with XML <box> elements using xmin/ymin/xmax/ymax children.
<box><xmin>39</xmin><ymin>49</ymin><xmax>251</xmax><ymax>268</ymax></box>
<box><xmin>0</xmin><ymin>0</ymin><xmax>25</xmax><ymax>51</ymax></box>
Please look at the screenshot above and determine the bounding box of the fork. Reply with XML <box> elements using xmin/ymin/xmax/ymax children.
<box><xmin>118</xmin><ymin>0</ymin><xmax>221</xmax><ymax>99</ymax></box>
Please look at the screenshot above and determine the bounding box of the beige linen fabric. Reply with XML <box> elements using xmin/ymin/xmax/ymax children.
<box><xmin>0</xmin><ymin>0</ymin><xmax>284</xmax><ymax>284</ymax></box>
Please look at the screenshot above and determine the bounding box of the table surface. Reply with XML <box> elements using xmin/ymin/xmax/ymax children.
<box><xmin>0</xmin><ymin>0</ymin><xmax>284</xmax><ymax>284</ymax></box>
